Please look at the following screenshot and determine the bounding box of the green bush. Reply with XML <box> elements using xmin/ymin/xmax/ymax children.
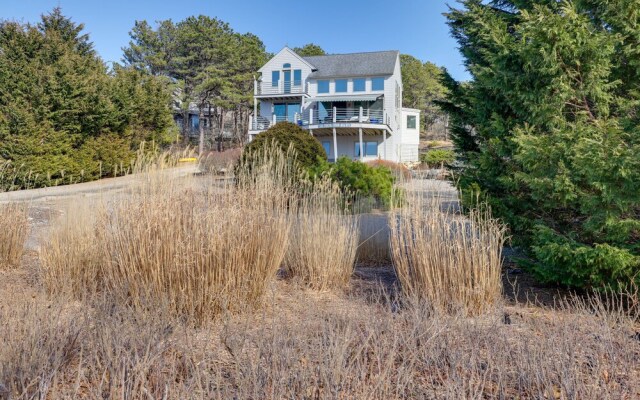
<box><xmin>442</xmin><ymin>1</ymin><xmax>640</xmax><ymax>289</ymax></box>
<box><xmin>420</xmin><ymin>149</ymin><xmax>455</xmax><ymax>167</ymax></box>
<box><xmin>310</xmin><ymin>157</ymin><xmax>397</xmax><ymax>209</ymax></box>
<box><xmin>242</xmin><ymin>122</ymin><xmax>326</xmax><ymax>171</ymax></box>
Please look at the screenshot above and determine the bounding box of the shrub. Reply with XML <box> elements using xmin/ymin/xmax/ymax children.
<box><xmin>366</xmin><ymin>159</ymin><xmax>411</xmax><ymax>181</ymax></box>
<box><xmin>310</xmin><ymin>157</ymin><xmax>397</xmax><ymax>209</ymax></box>
<box><xmin>420</xmin><ymin>149</ymin><xmax>455</xmax><ymax>168</ymax></box>
<box><xmin>242</xmin><ymin>122</ymin><xmax>326</xmax><ymax>171</ymax></box>
<box><xmin>0</xmin><ymin>202</ymin><xmax>29</xmax><ymax>268</ymax></box>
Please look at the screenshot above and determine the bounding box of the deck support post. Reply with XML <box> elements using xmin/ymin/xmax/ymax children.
<box><xmin>333</xmin><ymin>128</ymin><xmax>338</xmax><ymax>162</ymax></box>
<box><xmin>383</xmin><ymin>130</ymin><xmax>387</xmax><ymax>160</ymax></box>
<box><xmin>358</xmin><ymin>127</ymin><xmax>364</xmax><ymax>162</ymax></box>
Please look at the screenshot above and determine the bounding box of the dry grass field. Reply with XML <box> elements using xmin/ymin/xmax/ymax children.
<box><xmin>0</xmin><ymin>151</ymin><xmax>638</xmax><ymax>399</ymax></box>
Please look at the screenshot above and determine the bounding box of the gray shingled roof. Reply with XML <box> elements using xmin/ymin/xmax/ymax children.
<box><xmin>302</xmin><ymin>50</ymin><xmax>399</xmax><ymax>79</ymax></box>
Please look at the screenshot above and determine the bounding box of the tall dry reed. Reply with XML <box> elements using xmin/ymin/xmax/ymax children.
<box><xmin>284</xmin><ymin>178</ymin><xmax>358</xmax><ymax>290</ymax></box>
<box><xmin>390</xmin><ymin>188</ymin><xmax>506</xmax><ymax>314</ymax></box>
<box><xmin>40</xmin><ymin>201</ymin><xmax>105</xmax><ymax>297</ymax></box>
<box><xmin>0</xmin><ymin>202</ymin><xmax>29</xmax><ymax>268</ymax></box>
<box><xmin>41</xmin><ymin>145</ymin><xmax>295</xmax><ymax>322</ymax></box>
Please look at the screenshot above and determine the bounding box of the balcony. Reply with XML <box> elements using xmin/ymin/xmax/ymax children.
<box><xmin>301</xmin><ymin>108</ymin><xmax>386</xmax><ymax>126</ymax></box>
<box><xmin>256</xmin><ymin>81</ymin><xmax>307</xmax><ymax>96</ymax></box>
<box><xmin>249</xmin><ymin>107</ymin><xmax>389</xmax><ymax>133</ymax></box>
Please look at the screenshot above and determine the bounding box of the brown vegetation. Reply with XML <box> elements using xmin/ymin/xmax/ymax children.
<box><xmin>0</xmin><ymin>202</ymin><xmax>29</xmax><ymax>268</ymax></box>
<box><xmin>1</xmin><ymin>148</ymin><xmax>638</xmax><ymax>399</ymax></box>
<box><xmin>390</xmin><ymin>187</ymin><xmax>506</xmax><ymax>315</ymax></box>
<box><xmin>284</xmin><ymin>178</ymin><xmax>358</xmax><ymax>290</ymax></box>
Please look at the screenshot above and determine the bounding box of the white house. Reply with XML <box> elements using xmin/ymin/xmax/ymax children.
<box><xmin>249</xmin><ymin>47</ymin><xmax>420</xmax><ymax>163</ymax></box>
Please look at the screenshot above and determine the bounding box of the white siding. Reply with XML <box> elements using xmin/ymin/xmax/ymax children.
<box><xmin>258</xmin><ymin>47</ymin><xmax>314</xmax><ymax>88</ymax></box>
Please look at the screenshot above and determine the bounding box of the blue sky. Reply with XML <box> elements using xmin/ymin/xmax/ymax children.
<box><xmin>1</xmin><ymin>0</ymin><xmax>470</xmax><ymax>81</ymax></box>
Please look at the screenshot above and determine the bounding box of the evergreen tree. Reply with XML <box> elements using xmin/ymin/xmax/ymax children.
<box><xmin>442</xmin><ymin>0</ymin><xmax>640</xmax><ymax>289</ymax></box>
<box><xmin>400</xmin><ymin>54</ymin><xmax>447</xmax><ymax>131</ymax></box>
<box><xmin>293</xmin><ymin>43</ymin><xmax>326</xmax><ymax>57</ymax></box>
<box><xmin>0</xmin><ymin>9</ymin><xmax>174</xmax><ymax>188</ymax></box>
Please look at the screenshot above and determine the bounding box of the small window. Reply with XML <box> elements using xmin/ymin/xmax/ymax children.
<box><xmin>355</xmin><ymin>141</ymin><xmax>378</xmax><ymax>157</ymax></box>
<box><xmin>272</xmin><ymin>71</ymin><xmax>280</xmax><ymax>87</ymax></box>
<box><xmin>293</xmin><ymin>70</ymin><xmax>302</xmax><ymax>86</ymax></box>
<box><xmin>335</xmin><ymin>79</ymin><xmax>348</xmax><ymax>93</ymax></box>
<box><xmin>353</xmin><ymin>78</ymin><xmax>366</xmax><ymax>92</ymax></box>
<box><xmin>407</xmin><ymin>115</ymin><xmax>417</xmax><ymax>129</ymax></box>
<box><xmin>318</xmin><ymin>80</ymin><xmax>330</xmax><ymax>93</ymax></box>
<box><xmin>322</xmin><ymin>141</ymin><xmax>331</xmax><ymax>157</ymax></box>
<box><xmin>372</xmin><ymin>77</ymin><xmax>384</xmax><ymax>91</ymax></box>
<box><xmin>283</xmin><ymin>63</ymin><xmax>291</xmax><ymax>68</ymax></box>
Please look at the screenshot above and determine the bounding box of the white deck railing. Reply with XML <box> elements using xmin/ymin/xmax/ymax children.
<box><xmin>300</xmin><ymin>108</ymin><xmax>385</xmax><ymax>126</ymax></box>
<box><xmin>256</xmin><ymin>81</ymin><xmax>306</xmax><ymax>96</ymax></box>
<box><xmin>250</xmin><ymin>107</ymin><xmax>388</xmax><ymax>132</ymax></box>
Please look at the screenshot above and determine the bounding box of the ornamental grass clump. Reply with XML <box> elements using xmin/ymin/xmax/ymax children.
<box><xmin>284</xmin><ymin>177</ymin><xmax>359</xmax><ymax>290</ymax></box>
<box><xmin>390</xmin><ymin>188</ymin><xmax>506</xmax><ymax>315</ymax></box>
<box><xmin>0</xmin><ymin>202</ymin><xmax>29</xmax><ymax>268</ymax></box>
<box><xmin>42</xmin><ymin>145</ymin><xmax>294</xmax><ymax>323</ymax></box>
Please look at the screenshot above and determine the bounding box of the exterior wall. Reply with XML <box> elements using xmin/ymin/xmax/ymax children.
<box><xmin>398</xmin><ymin>108</ymin><xmax>421</xmax><ymax>162</ymax></box>
<box><xmin>258</xmin><ymin>48</ymin><xmax>313</xmax><ymax>91</ymax></box>
<box><xmin>384</xmin><ymin>53</ymin><xmax>403</xmax><ymax>134</ymax></box>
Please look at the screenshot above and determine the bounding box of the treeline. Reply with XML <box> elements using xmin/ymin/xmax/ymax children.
<box><xmin>443</xmin><ymin>0</ymin><xmax>640</xmax><ymax>289</ymax></box>
<box><xmin>0</xmin><ymin>9</ymin><xmax>175</xmax><ymax>189</ymax></box>
<box><xmin>123</xmin><ymin>16</ymin><xmax>268</xmax><ymax>154</ymax></box>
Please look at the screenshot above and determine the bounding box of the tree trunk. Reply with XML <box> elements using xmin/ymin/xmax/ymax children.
<box><xmin>198</xmin><ymin>106</ymin><xmax>205</xmax><ymax>155</ymax></box>
<box><xmin>218</xmin><ymin>111</ymin><xmax>225</xmax><ymax>152</ymax></box>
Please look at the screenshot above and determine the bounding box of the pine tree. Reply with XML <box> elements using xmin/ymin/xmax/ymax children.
<box><xmin>442</xmin><ymin>0</ymin><xmax>640</xmax><ymax>289</ymax></box>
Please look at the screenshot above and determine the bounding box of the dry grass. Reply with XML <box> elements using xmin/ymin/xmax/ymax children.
<box><xmin>4</xmin><ymin>149</ymin><xmax>639</xmax><ymax>399</ymax></box>
<box><xmin>284</xmin><ymin>178</ymin><xmax>359</xmax><ymax>290</ymax></box>
<box><xmin>199</xmin><ymin>147</ymin><xmax>242</xmax><ymax>174</ymax></box>
<box><xmin>41</xmin><ymin>146</ymin><xmax>294</xmax><ymax>323</ymax></box>
<box><xmin>390</xmin><ymin>188</ymin><xmax>506</xmax><ymax>315</ymax></box>
<box><xmin>0</xmin><ymin>287</ymin><xmax>638</xmax><ymax>399</ymax></box>
<box><xmin>0</xmin><ymin>202</ymin><xmax>29</xmax><ymax>268</ymax></box>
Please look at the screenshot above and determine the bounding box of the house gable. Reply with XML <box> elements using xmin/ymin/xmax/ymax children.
<box><xmin>258</xmin><ymin>47</ymin><xmax>315</xmax><ymax>75</ymax></box>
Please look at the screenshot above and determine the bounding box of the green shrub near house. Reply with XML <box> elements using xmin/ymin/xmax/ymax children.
<box><xmin>420</xmin><ymin>149</ymin><xmax>455</xmax><ymax>168</ymax></box>
<box><xmin>242</xmin><ymin>122</ymin><xmax>327</xmax><ymax>171</ymax></box>
<box><xmin>310</xmin><ymin>157</ymin><xmax>397</xmax><ymax>209</ymax></box>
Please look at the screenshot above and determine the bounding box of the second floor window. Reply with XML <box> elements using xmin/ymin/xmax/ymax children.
<box><xmin>372</xmin><ymin>77</ymin><xmax>384</xmax><ymax>91</ymax></box>
<box><xmin>353</xmin><ymin>78</ymin><xmax>366</xmax><ymax>92</ymax></box>
<box><xmin>318</xmin><ymin>80</ymin><xmax>330</xmax><ymax>94</ymax></box>
<box><xmin>272</xmin><ymin>71</ymin><xmax>280</xmax><ymax>87</ymax></box>
<box><xmin>335</xmin><ymin>79</ymin><xmax>348</xmax><ymax>93</ymax></box>
<box><xmin>294</xmin><ymin>70</ymin><xmax>302</xmax><ymax>86</ymax></box>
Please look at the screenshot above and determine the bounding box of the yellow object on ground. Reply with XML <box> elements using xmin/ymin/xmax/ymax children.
<box><xmin>178</xmin><ymin>157</ymin><xmax>198</xmax><ymax>163</ymax></box>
